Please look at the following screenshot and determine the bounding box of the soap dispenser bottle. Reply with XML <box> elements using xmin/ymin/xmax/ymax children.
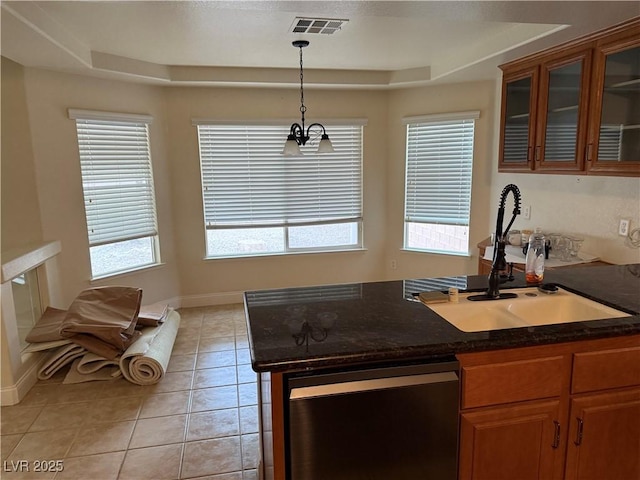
<box><xmin>525</xmin><ymin>229</ymin><xmax>545</xmax><ymax>284</ymax></box>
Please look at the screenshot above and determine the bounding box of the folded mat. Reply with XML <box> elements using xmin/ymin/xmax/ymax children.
<box><xmin>25</xmin><ymin>307</ymin><xmax>68</xmax><ymax>343</ymax></box>
<box><xmin>119</xmin><ymin>309</ymin><xmax>180</xmax><ymax>385</ymax></box>
<box><xmin>67</xmin><ymin>329</ymin><xmax>141</xmax><ymax>360</ymax></box>
<box><xmin>37</xmin><ymin>343</ymin><xmax>87</xmax><ymax>380</ymax></box>
<box><xmin>137</xmin><ymin>304</ymin><xmax>169</xmax><ymax>328</ymax></box>
<box><xmin>63</xmin><ymin>355</ymin><xmax>122</xmax><ymax>384</ymax></box>
<box><xmin>60</xmin><ymin>286</ymin><xmax>143</xmax><ymax>351</ymax></box>
<box><xmin>24</xmin><ymin>339</ymin><xmax>72</xmax><ymax>353</ymax></box>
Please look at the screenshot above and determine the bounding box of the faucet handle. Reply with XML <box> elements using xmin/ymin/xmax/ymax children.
<box><xmin>499</xmin><ymin>263</ymin><xmax>515</xmax><ymax>283</ymax></box>
<box><xmin>507</xmin><ymin>263</ymin><xmax>514</xmax><ymax>281</ymax></box>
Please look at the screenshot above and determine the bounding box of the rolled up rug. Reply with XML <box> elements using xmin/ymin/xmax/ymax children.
<box><xmin>119</xmin><ymin>309</ymin><xmax>180</xmax><ymax>385</ymax></box>
<box><xmin>37</xmin><ymin>343</ymin><xmax>87</xmax><ymax>380</ymax></box>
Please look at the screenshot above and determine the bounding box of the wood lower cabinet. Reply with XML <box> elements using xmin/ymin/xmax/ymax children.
<box><xmin>459</xmin><ymin>400</ymin><xmax>562</xmax><ymax>480</ymax></box>
<box><xmin>262</xmin><ymin>336</ymin><xmax>639</xmax><ymax>480</ymax></box>
<box><xmin>457</xmin><ymin>336</ymin><xmax>640</xmax><ymax>480</ymax></box>
<box><xmin>564</xmin><ymin>389</ymin><xmax>640</xmax><ymax>480</ymax></box>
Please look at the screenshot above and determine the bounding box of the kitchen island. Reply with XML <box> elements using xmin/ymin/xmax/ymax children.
<box><xmin>244</xmin><ymin>264</ymin><xmax>640</xmax><ymax>480</ymax></box>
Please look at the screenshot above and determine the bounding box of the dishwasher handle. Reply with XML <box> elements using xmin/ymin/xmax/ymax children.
<box><xmin>290</xmin><ymin>371</ymin><xmax>459</xmax><ymax>400</ymax></box>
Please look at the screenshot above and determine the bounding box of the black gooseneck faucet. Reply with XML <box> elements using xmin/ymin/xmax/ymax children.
<box><xmin>488</xmin><ymin>184</ymin><xmax>521</xmax><ymax>298</ymax></box>
<box><xmin>469</xmin><ymin>184</ymin><xmax>521</xmax><ymax>301</ymax></box>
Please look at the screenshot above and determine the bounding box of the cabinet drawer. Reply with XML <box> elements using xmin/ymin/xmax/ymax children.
<box><xmin>572</xmin><ymin>346</ymin><xmax>640</xmax><ymax>394</ymax></box>
<box><xmin>462</xmin><ymin>356</ymin><xmax>565</xmax><ymax>409</ymax></box>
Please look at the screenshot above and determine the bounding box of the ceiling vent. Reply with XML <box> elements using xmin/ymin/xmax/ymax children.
<box><xmin>291</xmin><ymin>17</ymin><xmax>348</xmax><ymax>35</ymax></box>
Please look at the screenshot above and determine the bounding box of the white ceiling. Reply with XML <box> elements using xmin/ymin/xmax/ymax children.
<box><xmin>2</xmin><ymin>1</ymin><xmax>639</xmax><ymax>88</ymax></box>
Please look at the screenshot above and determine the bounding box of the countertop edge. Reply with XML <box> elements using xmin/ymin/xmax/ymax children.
<box><xmin>246</xmin><ymin>264</ymin><xmax>640</xmax><ymax>373</ymax></box>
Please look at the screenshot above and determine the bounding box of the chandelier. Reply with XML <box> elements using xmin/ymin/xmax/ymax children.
<box><xmin>282</xmin><ymin>40</ymin><xmax>334</xmax><ymax>156</ymax></box>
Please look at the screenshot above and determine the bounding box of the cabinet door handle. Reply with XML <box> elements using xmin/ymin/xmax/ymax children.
<box><xmin>535</xmin><ymin>146</ymin><xmax>541</xmax><ymax>163</ymax></box>
<box><xmin>552</xmin><ymin>420</ymin><xmax>561</xmax><ymax>449</ymax></box>
<box><xmin>585</xmin><ymin>143</ymin><xmax>593</xmax><ymax>163</ymax></box>
<box><xmin>574</xmin><ymin>417</ymin><xmax>584</xmax><ymax>446</ymax></box>
<box><xmin>527</xmin><ymin>146</ymin><xmax>532</xmax><ymax>163</ymax></box>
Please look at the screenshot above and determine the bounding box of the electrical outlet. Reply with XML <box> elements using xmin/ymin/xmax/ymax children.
<box><xmin>523</xmin><ymin>205</ymin><xmax>531</xmax><ymax>220</ymax></box>
<box><xmin>391</xmin><ymin>259</ymin><xmax>397</xmax><ymax>270</ymax></box>
<box><xmin>619</xmin><ymin>219</ymin><xmax>630</xmax><ymax>236</ymax></box>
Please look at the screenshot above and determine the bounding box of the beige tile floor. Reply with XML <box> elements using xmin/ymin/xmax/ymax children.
<box><xmin>1</xmin><ymin>305</ymin><xmax>260</xmax><ymax>480</ymax></box>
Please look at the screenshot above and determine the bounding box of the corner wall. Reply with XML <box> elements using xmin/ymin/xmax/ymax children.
<box><xmin>164</xmin><ymin>86</ymin><xmax>389</xmax><ymax>297</ymax></box>
<box><xmin>21</xmin><ymin>68</ymin><xmax>181</xmax><ymax>307</ymax></box>
<box><xmin>1</xmin><ymin>58</ymin><xmax>45</xmax><ymax>397</ymax></box>
<box><xmin>1</xmin><ymin>57</ymin><xmax>43</xmax><ymax>251</ymax></box>
<box><xmin>386</xmin><ymin>80</ymin><xmax>498</xmax><ymax>280</ymax></box>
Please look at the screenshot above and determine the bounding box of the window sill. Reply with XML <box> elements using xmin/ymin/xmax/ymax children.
<box><xmin>90</xmin><ymin>262</ymin><xmax>165</xmax><ymax>282</ymax></box>
<box><xmin>401</xmin><ymin>248</ymin><xmax>471</xmax><ymax>258</ymax></box>
<box><xmin>203</xmin><ymin>247</ymin><xmax>368</xmax><ymax>261</ymax></box>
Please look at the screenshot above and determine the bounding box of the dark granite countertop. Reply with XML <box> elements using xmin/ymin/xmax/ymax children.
<box><xmin>244</xmin><ymin>264</ymin><xmax>640</xmax><ymax>373</ymax></box>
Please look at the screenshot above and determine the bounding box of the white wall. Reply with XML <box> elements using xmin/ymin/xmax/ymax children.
<box><xmin>1</xmin><ymin>57</ymin><xmax>43</xmax><ymax>251</ymax></box>
<box><xmin>21</xmin><ymin>68</ymin><xmax>181</xmax><ymax>307</ymax></box>
<box><xmin>1</xmin><ymin>58</ymin><xmax>45</xmax><ymax>394</ymax></box>
<box><xmin>386</xmin><ymin>80</ymin><xmax>498</xmax><ymax>280</ymax></box>
<box><xmin>164</xmin><ymin>86</ymin><xmax>389</xmax><ymax>298</ymax></box>
<box><xmin>3</xmin><ymin>64</ymin><xmax>639</xmax><ymax>312</ymax></box>
<box><xmin>490</xmin><ymin>173</ymin><xmax>640</xmax><ymax>264</ymax></box>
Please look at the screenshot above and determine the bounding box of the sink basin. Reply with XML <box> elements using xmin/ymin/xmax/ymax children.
<box><xmin>426</xmin><ymin>287</ymin><xmax>630</xmax><ymax>332</ymax></box>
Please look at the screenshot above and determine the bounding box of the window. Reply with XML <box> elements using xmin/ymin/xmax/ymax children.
<box><xmin>195</xmin><ymin>121</ymin><xmax>364</xmax><ymax>258</ymax></box>
<box><xmin>70</xmin><ymin>109</ymin><xmax>160</xmax><ymax>278</ymax></box>
<box><xmin>403</xmin><ymin>111</ymin><xmax>479</xmax><ymax>255</ymax></box>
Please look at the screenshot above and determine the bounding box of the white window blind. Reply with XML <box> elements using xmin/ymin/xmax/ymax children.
<box><xmin>503</xmin><ymin>123</ymin><xmax>530</xmax><ymax>163</ymax></box>
<box><xmin>404</xmin><ymin>114</ymin><xmax>477</xmax><ymax>227</ymax></box>
<box><xmin>197</xmin><ymin>124</ymin><xmax>362</xmax><ymax>229</ymax></box>
<box><xmin>72</xmin><ymin>115</ymin><xmax>158</xmax><ymax>247</ymax></box>
<box><xmin>598</xmin><ymin>124</ymin><xmax>623</xmax><ymax>161</ymax></box>
<box><xmin>544</xmin><ymin>123</ymin><xmax>578</xmax><ymax>161</ymax></box>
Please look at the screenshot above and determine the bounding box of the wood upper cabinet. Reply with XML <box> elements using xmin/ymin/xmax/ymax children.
<box><xmin>499</xmin><ymin>66</ymin><xmax>539</xmax><ymax>171</ymax></box>
<box><xmin>536</xmin><ymin>48</ymin><xmax>592</xmax><ymax>172</ymax></box>
<box><xmin>499</xmin><ymin>18</ymin><xmax>640</xmax><ymax>176</ymax></box>
<box><xmin>586</xmin><ymin>28</ymin><xmax>640</xmax><ymax>175</ymax></box>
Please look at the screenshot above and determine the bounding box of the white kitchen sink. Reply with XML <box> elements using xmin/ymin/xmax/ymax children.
<box><xmin>426</xmin><ymin>287</ymin><xmax>631</xmax><ymax>333</ymax></box>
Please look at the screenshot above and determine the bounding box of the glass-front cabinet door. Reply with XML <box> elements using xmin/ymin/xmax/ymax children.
<box><xmin>536</xmin><ymin>49</ymin><xmax>592</xmax><ymax>172</ymax></box>
<box><xmin>587</xmin><ymin>35</ymin><xmax>640</xmax><ymax>175</ymax></box>
<box><xmin>498</xmin><ymin>67</ymin><xmax>538</xmax><ymax>171</ymax></box>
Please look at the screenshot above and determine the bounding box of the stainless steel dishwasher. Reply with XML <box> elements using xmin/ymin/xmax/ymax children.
<box><xmin>286</xmin><ymin>360</ymin><xmax>460</xmax><ymax>479</ymax></box>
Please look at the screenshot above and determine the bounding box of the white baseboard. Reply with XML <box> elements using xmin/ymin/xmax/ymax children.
<box><xmin>0</xmin><ymin>355</ymin><xmax>42</xmax><ymax>406</ymax></box>
<box><xmin>177</xmin><ymin>291</ymin><xmax>244</xmax><ymax>308</ymax></box>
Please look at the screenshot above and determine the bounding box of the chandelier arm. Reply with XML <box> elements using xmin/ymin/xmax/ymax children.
<box><xmin>289</xmin><ymin>123</ymin><xmax>308</xmax><ymax>146</ymax></box>
<box><xmin>306</xmin><ymin>123</ymin><xmax>328</xmax><ymax>137</ymax></box>
<box><xmin>290</xmin><ymin>123</ymin><xmax>303</xmax><ymax>137</ymax></box>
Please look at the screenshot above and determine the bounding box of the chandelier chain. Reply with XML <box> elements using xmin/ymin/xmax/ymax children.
<box><xmin>299</xmin><ymin>45</ymin><xmax>306</xmax><ymax>121</ymax></box>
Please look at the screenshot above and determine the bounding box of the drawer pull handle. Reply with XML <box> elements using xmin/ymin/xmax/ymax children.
<box><xmin>552</xmin><ymin>420</ymin><xmax>561</xmax><ymax>449</ymax></box>
<box><xmin>574</xmin><ymin>417</ymin><xmax>584</xmax><ymax>446</ymax></box>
